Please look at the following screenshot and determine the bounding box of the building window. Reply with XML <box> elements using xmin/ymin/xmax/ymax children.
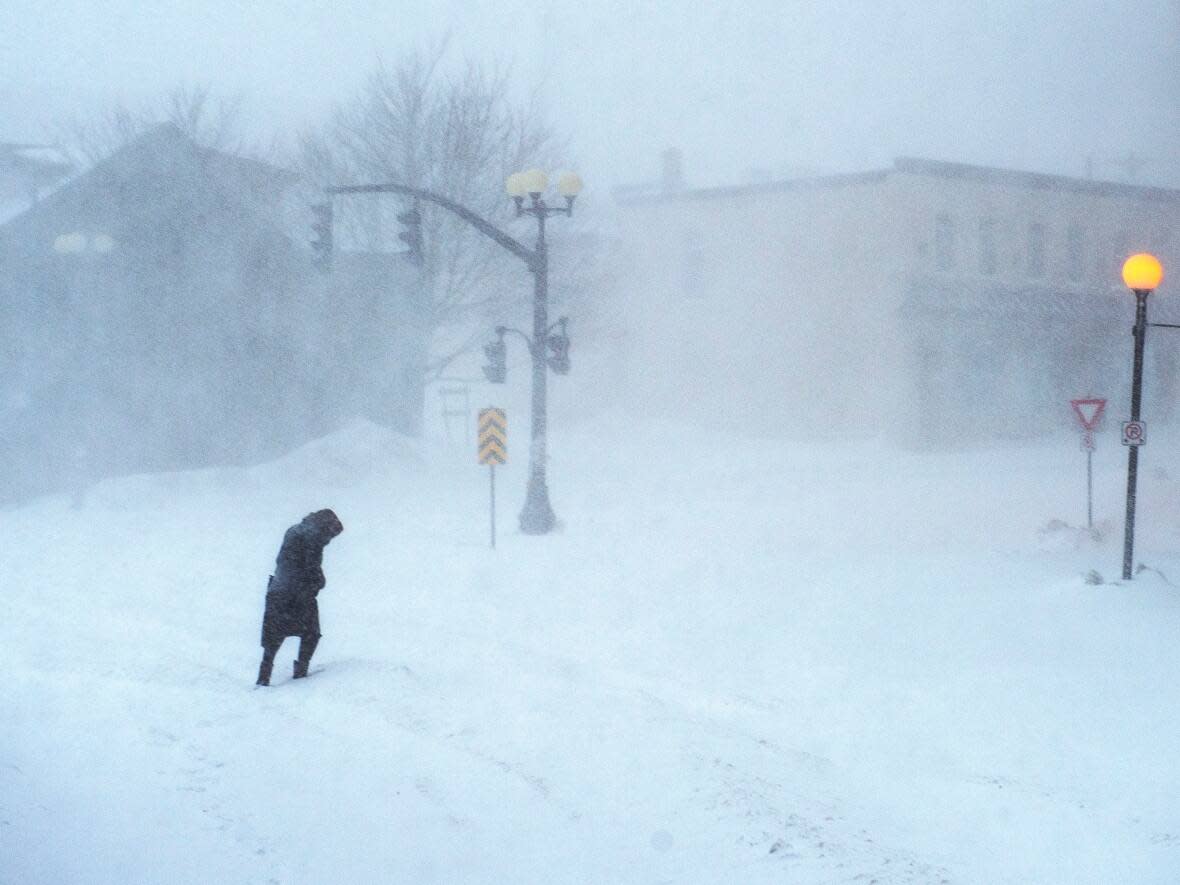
<box><xmin>681</xmin><ymin>229</ymin><xmax>704</xmax><ymax>299</ymax></box>
<box><xmin>1027</xmin><ymin>222</ymin><xmax>1046</xmax><ymax>278</ymax></box>
<box><xmin>978</xmin><ymin>219</ymin><xmax>998</xmax><ymax>275</ymax></box>
<box><xmin>1098</xmin><ymin>233</ymin><xmax>1130</xmax><ymax>283</ymax></box>
<box><xmin>1095</xmin><ymin>235</ymin><xmax>1110</xmax><ymax>281</ymax></box>
<box><xmin>1066</xmin><ymin>224</ymin><xmax>1086</xmax><ymax>281</ymax></box>
<box><xmin>935</xmin><ymin>213</ymin><xmax>955</xmax><ymax>271</ymax></box>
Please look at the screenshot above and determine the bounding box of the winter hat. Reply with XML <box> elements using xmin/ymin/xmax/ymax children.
<box><xmin>308</xmin><ymin>508</ymin><xmax>344</xmax><ymax>537</ymax></box>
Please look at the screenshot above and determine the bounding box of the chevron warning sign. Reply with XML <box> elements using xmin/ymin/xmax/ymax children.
<box><xmin>478</xmin><ymin>408</ymin><xmax>507</xmax><ymax>465</ymax></box>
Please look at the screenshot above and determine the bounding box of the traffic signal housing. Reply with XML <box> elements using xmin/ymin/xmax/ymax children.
<box><xmin>547</xmin><ymin>319</ymin><xmax>570</xmax><ymax>375</ymax></box>
<box><xmin>310</xmin><ymin>202</ymin><xmax>333</xmax><ymax>272</ymax></box>
<box><xmin>483</xmin><ymin>340</ymin><xmax>507</xmax><ymax>384</ymax></box>
<box><xmin>397</xmin><ymin>205</ymin><xmax>424</xmax><ymax>266</ymax></box>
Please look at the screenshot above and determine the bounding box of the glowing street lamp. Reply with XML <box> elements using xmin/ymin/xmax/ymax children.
<box><xmin>498</xmin><ymin>167</ymin><xmax>582</xmax><ymax>534</ymax></box>
<box><xmin>1120</xmin><ymin>252</ymin><xmax>1165</xmax><ymax>580</ymax></box>
<box><xmin>1123</xmin><ymin>252</ymin><xmax>1164</xmax><ymax>293</ymax></box>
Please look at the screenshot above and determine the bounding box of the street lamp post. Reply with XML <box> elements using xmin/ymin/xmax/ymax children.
<box><xmin>1120</xmin><ymin>252</ymin><xmax>1165</xmax><ymax>580</ymax></box>
<box><xmin>325</xmin><ymin>168</ymin><xmax>582</xmax><ymax>536</ymax></box>
<box><xmin>504</xmin><ymin>169</ymin><xmax>582</xmax><ymax>533</ymax></box>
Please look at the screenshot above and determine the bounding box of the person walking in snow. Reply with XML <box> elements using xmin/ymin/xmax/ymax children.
<box><xmin>256</xmin><ymin>508</ymin><xmax>344</xmax><ymax>686</ymax></box>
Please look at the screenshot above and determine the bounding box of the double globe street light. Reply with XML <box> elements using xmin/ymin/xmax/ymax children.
<box><xmin>489</xmin><ymin>168</ymin><xmax>582</xmax><ymax>534</ymax></box>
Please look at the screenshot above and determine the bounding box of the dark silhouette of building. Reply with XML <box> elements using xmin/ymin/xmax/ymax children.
<box><xmin>0</xmin><ymin>125</ymin><xmax>424</xmax><ymax>503</ymax></box>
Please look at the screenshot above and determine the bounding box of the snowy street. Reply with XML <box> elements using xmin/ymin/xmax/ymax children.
<box><xmin>5</xmin><ymin>419</ymin><xmax>1179</xmax><ymax>883</ymax></box>
<box><xmin>4</xmin><ymin>3</ymin><xmax>1178</xmax><ymax>882</ymax></box>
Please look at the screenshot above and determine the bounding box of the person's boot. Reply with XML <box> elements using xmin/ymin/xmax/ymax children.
<box><xmin>256</xmin><ymin>645</ymin><xmax>278</xmax><ymax>686</ymax></box>
<box><xmin>293</xmin><ymin>634</ymin><xmax>319</xmax><ymax>679</ymax></box>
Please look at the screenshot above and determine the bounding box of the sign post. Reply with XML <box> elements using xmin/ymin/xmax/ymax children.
<box><xmin>1070</xmin><ymin>398</ymin><xmax>1106</xmax><ymax>529</ymax></box>
<box><xmin>478</xmin><ymin>408</ymin><xmax>507</xmax><ymax>548</ymax></box>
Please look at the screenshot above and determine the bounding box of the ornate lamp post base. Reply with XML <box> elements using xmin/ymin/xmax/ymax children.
<box><xmin>519</xmin><ymin>480</ymin><xmax>556</xmax><ymax>534</ymax></box>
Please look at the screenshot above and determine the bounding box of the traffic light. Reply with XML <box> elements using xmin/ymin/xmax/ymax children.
<box><xmin>482</xmin><ymin>340</ymin><xmax>507</xmax><ymax>384</ymax></box>
<box><xmin>310</xmin><ymin>202</ymin><xmax>333</xmax><ymax>272</ymax></box>
<box><xmin>547</xmin><ymin>318</ymin><xmax>570</xmax><ymax>375</ymax></box>
<box><xmin>397</xmin><ymin>205</ymin><xmax>423</xmax><ymax>266</ymax></box>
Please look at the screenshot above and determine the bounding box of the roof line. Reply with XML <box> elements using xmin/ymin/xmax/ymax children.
<box><xmin>892</xmin><ymin>156</ymin><xmax>1180</xmax><ymax>202</ymax></box>
<box><xmin>615</xmin><ymin>156</ymin><xmax>1180</xmax><ymax>206</ymax></box>
<box><xmin>615</xmin><ymin>170</ymin><xmax>890</xmax><ymax>205</ymax></box>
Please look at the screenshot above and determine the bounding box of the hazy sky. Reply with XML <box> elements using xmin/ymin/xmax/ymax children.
<box><xmin>2</xmin><ymin>1</ymin><xmax>1177</xmax><ymax>191</ymax></box>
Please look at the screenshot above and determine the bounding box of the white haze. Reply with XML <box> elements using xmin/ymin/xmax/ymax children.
<box><xmin>3</xmin><ymin>3</ymin><xmax>1180</xmax><ymax>884</ymax></box>
<box><xmin>2</xmin><ymin>1</ymin><xmax>1178</xmax><ymax>189</ymax></box>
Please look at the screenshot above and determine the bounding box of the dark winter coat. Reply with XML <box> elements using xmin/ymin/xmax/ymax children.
<box><xmin>260</xmin><ymin>509</ymin><xmax>344</xmax><ymax>647</ymax></box>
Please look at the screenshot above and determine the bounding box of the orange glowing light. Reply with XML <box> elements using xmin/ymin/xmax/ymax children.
<box><xmin>1122</xmin><ymin>253</ymin><xmax>1164</xmax><ymax>292</ymax></box>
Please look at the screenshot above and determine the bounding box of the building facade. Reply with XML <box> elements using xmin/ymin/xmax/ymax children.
<box><xmin>0</xmin><ymin>125</ymin><xmax>424</xmax><ymax>503</ymax></box>
<box><xmin>614</xmin><ymin>157</ymin><xmax>1179</xmax><ymax>445</ymax></box>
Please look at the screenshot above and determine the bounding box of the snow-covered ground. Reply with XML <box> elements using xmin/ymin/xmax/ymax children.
<box><xmin>4</xmin><ymin>416</ymin><xmax>1180</xmax><ymax>884</ymax></box>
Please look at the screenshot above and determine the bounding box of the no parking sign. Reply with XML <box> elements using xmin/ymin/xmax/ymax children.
<box><xmin>1122</xmin><ymin>420</ymin><xmax>1146</xmax><ymax>447</ymax></box>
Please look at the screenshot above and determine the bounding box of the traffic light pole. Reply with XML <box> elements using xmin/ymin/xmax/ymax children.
<box><xmin>326</xmin><ymin>183</ymin><xmax>533</xmax><ymax>264</ymax></box>
<box><xmin>325</xmin><ymin>182</ymin><xmax>567</xmax><ymax>534</ymax></box>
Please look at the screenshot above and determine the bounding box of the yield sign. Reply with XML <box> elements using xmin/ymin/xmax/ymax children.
<box><xmin>1071</xmin><ymin>398</ymin><xmax>1107</xmax><ymax>431</ymax></box>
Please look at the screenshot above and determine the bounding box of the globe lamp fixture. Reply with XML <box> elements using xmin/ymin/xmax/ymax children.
<box><xmin>1123</xmin><ymin>253</ymin><xmax>1164</xmax><ymax>293</ymax></box>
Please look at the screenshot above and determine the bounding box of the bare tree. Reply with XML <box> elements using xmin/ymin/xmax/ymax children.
<box><xmin>297</xmin><ymin>42</ymin><xmax>586</xmax><ymax>379</ymax></box>
<box><xmin>51</xmin><ymin>84</ymin><xmax>251</xmax><ymax>168</ymax></box>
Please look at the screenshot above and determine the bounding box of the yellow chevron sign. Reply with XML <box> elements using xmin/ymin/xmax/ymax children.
<box><xmin>478</xmin><ymin>408</ymin><xmax>506</xmax><ymax>465</ymax></box>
